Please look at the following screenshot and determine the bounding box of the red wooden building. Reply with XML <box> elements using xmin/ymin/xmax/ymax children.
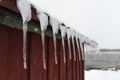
<box><xmin>0</xmin><ymin>0</ymin><xmax>97</xmax><ymax>80</ymax></box>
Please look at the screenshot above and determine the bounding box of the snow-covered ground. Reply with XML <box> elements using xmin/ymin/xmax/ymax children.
<box><xmin>85</xmin><ymin>70</ymin><xmax>120</xmax><ymax>80</ymax></box>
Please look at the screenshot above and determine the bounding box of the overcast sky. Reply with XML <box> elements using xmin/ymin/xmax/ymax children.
<box><xmin>31</xmin><ymin>0</ymin><xmax>120</xmax><ymax>48</ymax></box>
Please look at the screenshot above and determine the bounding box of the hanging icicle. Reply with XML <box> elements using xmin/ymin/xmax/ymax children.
<box><xmin>17</xmin><ymin>0</ymin><xmax>32</xmax><ymax>69</ymax></box>
<box><xmin>60</xmin><ymin>25</ymin><xmax>66</xmax><ymax>63</ymax></box>
<box><xmin>50</xmin><ymin>17</ymin><xmax>60</xmax><ymax>64</ymax></box>
<box><xmin>37</xmin><ymin>12</ymin><xmax>48</xmax><ymax>69</ymax></box>
<box><xmin>71</xmin><ymin>30</ymin><xmax>76</xmax><ymax>61</ymax></box>
<box><xmin>75</xmin><ymin>32</ymin><xmax>81</xmax><ymax>61</ymax></box>
<box><xmin>79</xmin><ymin>35</ymin><xmax>84</xmax><ymax>60</ymax></box>
<box><xmin>66</xmin><ymin>28</ymin><xmax>72</xmax><ymax>60</ymax></box>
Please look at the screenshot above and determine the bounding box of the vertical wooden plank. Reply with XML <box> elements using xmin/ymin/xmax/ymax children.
<box><xmin>0</xmin><ymin>25</ymin><xmax>28</xmax><ymax>80</ymax></box>
<box><xmin>72</xmin><ymin>41</ymin><xmax>77</xmax><ymax>80</ymax></box>
<box><xmin>75</xmin><ymin>41</ymin><xmax>80</xmax><ymax>80</ymax></box>
<box><xmin>48</xmin><ymin>37</ymin><xmax>59</xmax><ymax>80</ymax></box>
<box><xmin>7</xmin><ymin>28</ymin><xmax>28</xmax><ymax>80</ymax></box>
<box><xmin>82</xmin><ymin>43</ymin><xmax>85</xmax><ymax>80</ymax></box>
<box><xmin>30</xmin><ymin>33</ymin><xmax>48</xmax><ymax>80</ymax></box>
<box><xmin>60</xmin><ymin>39</ymin><xmax>66</xmax><ymax>80</ymax></box>
<box><xmin>66</xmin><ymin>40</ymin><xmax>72</xmax><ymax>80</ymax></box>
<box><xmin>65</xmin><ymin>40</ymin><xmax>68</xmax><ymax>80</ymax></box>
<box><xmin>79</xmin><ymin>42</ymin><xmax>83</xmax><ymax>80</ymax></box>
<box><xmin>0</xmin><ymin>25</ymin><xmax>8</xmax><ymax>80</ymax></box>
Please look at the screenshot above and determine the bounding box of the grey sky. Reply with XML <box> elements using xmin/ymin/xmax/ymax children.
<box><xmin>32</xmin><ymin>0</ymin><xmax>120</xmax><ymax>48</ymax></box>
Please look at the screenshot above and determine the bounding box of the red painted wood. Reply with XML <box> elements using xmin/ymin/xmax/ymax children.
<box><xmin>72</xmin><ymin>42</ymin><xmax>77</xmax><ymax>80</ymax></box>
<box><xmin>0</xmin><ymin>24</ymin><xmax>27</xmax><ymax>80</ymax></box>
<box><xmin>66</xmin><ymin>40</ymin><xmax>72</xmax><ymax>80</ymax></box>
<box><xmin>0</xmin><ymin>25</ymin><xmax>9</xmax><ymax>80</ymax></box>
<box><xmin>0</xmin><ymin>24</ymin><xmax>84</xmax><ymax>80</ymax></box>
<box><xmin>79</xmin><ymin>46</ymin><xmax>83</xmax><ymax>80</ymax></box>
<box><xmin>75</xmin><ymin>42</ymin><xmax>80</xmax><ymax>80</ymax></box>
<box><xmin>30</xmin><ymin>33</ymin><xmax>48</xmax><ymax>80</ymax></box>
<box><xmin>0</xmin><ymin>0</ymin><xmax>39</xmax><ymax>21</ymax></box>
<box><xmin>60</xmin><ymin>39</ymin><xmax>67</xmax><ymax>80</ymax></box>
<box><xmin>48</xmin><ymin>37</ymin><xmax>60</xmax><ymax>80</ymax></box>
<box><xmin>0</xmin><ymin>0</ymin><xmax>19</xmax><ymax>13</ymax></box>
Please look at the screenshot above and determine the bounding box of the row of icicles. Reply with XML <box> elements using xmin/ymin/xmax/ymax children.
<box><xmin>17</xmin><ymin>0</ymin><xmax>96</xmax><ymax>69</ymax></box>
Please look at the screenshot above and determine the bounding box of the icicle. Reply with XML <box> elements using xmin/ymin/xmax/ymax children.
<box><xmin>41</xmin><ymin>32</ymin><xmax>46</xmax><ymax>69</ymax></box>
<box><xmin>37</xmin><ymin>12</ymin><xmax>48</xmax><ymax>69</ymax></box>
<box><xmin>75</xmin><ymin>32</ymin><xmax>81</xmax><ymax>61</ymax></box>
<box><xmin>17</xmin><ymin>0</ymin><xmax>31</xmax><ymax>22</ymax></box>
<box><xmin>23</xmin><ymin>22</ymin><xmax>27</xmax><ymax>69</ymax></box>
<box><xmin>79</xmin><ymin>36</ymin><xmax>84</xmax><ymax>60</ymax></box>
<box><xmin>53</xmin><ymin>35</ymin><xmax>57</xmax><ymax>64</ymax></box>
<box><xmin>66</xmin><ymin>28</ymin><xmax>72</xmax><ymax>60</ymax></box>
<box><xmin>17</xmin><ymin>0</ymin><xmax>32</xmax><ymax>69</ymax></box>
<box><xmin>71</xmin><ymin>30</ymin><xmax>76</xmax><ymax>61</ymax></box>
<box><xmin>50</xmin><ymin>17</ymin><xmax>60</xmax><ymax>64</ymax></box>
<box><xmin>60</xmin><ymin>25</ymin><xmax>66</xmax><ymax>63</ymax></box>
<box><xmin>79</xmin><ymin>41</ymin><xmax>83</xmax><ymax>60</ymax></box>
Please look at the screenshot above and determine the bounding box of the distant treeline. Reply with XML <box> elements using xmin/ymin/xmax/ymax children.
<box><xmin>100</xmin><ymin>49</ymin><xmax>120</xmax><ymax>52</ymax></box>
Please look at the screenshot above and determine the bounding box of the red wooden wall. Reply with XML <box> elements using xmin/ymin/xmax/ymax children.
<box><xmin>0</xmin><ymin>24</ymin><xmax>84</xmax><ymax>80</ymax></box>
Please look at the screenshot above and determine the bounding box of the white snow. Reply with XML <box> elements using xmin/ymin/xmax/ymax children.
<box><xmin>85</xmin><ymin>70</ymin><xmax>120</xmax><ymax>80</ymax></box>
<box><xmin>27</xmin><ymin>0</ymin><xmax>98</xmax><ymax>47</ymax></box>
<box><xmin>37</xmin><ymin>12</ymin><xmax>48</xmax><ymax>32</ymax></box>
<box><xmin>17</xmin><ymin>0</ymin><xmax>32</xmax><ymax>22</ymax></box>
<box><xmin>17</xmin><ymin>0</ymin><xmax>98</xmax><ymax>69</ymax></box>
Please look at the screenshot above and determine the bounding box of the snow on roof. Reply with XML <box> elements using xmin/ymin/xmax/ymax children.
<box><xmin>17</xmin><ymin>0</ymin><xmax>98</xmax><ymax>47</ymax></box>
<box><xmin>16</xmin><ymin>0</ymin><xmax>98</xmax><ymax>69</ymax></box>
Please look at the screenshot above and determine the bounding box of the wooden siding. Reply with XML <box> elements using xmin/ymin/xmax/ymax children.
<box><xmin>0</xmin><ymin>24</ymin><xmax>84</xmax><ymax>80</ymax></box>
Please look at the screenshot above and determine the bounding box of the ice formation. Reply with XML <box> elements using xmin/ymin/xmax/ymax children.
<box><xmin>79</xmin><ymin>38</ymin><xmax>84</xmax><ymax>60</ymax></box>
<box><xmin>71</xmin><ymin>30</ymin><xmax>76</xmax><ymax>61</ymax></box>
<box><xmin>60</xmin><ymin>25</ymin><xmax>66</xmax><ymax>63</ymax></box>
<box><xmin>17</xmin><ymin>0</ymin><xmax>32</xmax><ymax>69</ymax></box>
<box><xmin>75</xmin><ymin>32</ymin><xmax>81</xmax><ymax>61</ymax></box>
<box><xmin>66</xmin><ymin>28</ymin><xmax>72</xmax><ymax>60</ymax></box>
<box><xmin>17</xmin><ymin>0</ymin><xmax>98</xmax><ymax>69</ymax></box>
<box><xmin>37</xmin><ymin>12</ymin><xmax>48</xmax><ymax>69</ymax></box>
<box><xmin>50</xmin><ymin>17</ymin><xmax>60</xmax><ymax>64</ymax></box>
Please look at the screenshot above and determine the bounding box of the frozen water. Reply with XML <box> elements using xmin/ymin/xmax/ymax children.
<box><xmin>75</xmin><ymin>32</ymin><xmax>81</xmax><ymax>61</ymax></box>
<box><xmin>16</xmin><ymin>0</ymin><xmax>98</xmax><ymax>69</ymax></box>
<box><xmin>17</xmin><ymin>0</ymin><xmax>32</xmax><ymax>22</ymax></box>
<box><xmin>41</xmin><ymin>32</ymin><xmax>46</xmax><ymax>69</ymax></box>
<box><xmin>50</xmin><ymin>17</ymin><xmax>60</xmax><ymax>64</ymax></box>
<box><xmin>37</xmin><ymin>12</ymin><xmax>48</xmax><ymax>69</ymax></box>
<box><xmin>71</xmin><ymin>30</ymin><xmax>76</xmax><ymax>61</ymax></box>
<box><xmin>17</xmin><ymin>0</ymin><xmax>32</xmax><ymax>69</ymax></box>
<box><xmin>22</xmin><ymin>22</ymin><xmax>27</xmax><ymax>69</ymax></box>
<box><xmin>66</xmin><ymin>28</ymin><xmax>72</xmax><ymax>60</ymax></box>
<box><xmin>37</xmin><ymin>12</ymin><xmax>48</xmax><ymax>32</ymax></box>
<box><xmin>60</xmin><ymin>25</ymin><xmax>66</xmax><ymax>63</ymax></box>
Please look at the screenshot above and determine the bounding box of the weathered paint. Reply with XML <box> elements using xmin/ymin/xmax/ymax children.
<box><xmin>0</xmin><ymin>25</ymin><xmax>28</xmax><ymax>80</ymax></box>
<box><xmin>66</xmin><ymin>40</ymin><xmax>73</xmax><ymax>80</ymax></box>
<box><xmin>0</xmin><ymin>0</ymin><xmax>85</xmax><ymax>79</ymax></box>
<box><xmin>30</xmin><ymin>33</ymin><xmax>48</xmax><ymax>80</ymax></box>
<box><xmin>0</xmin><ymin>23</ymin><xmax>84</xmax><ymax>80</ymax></box>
